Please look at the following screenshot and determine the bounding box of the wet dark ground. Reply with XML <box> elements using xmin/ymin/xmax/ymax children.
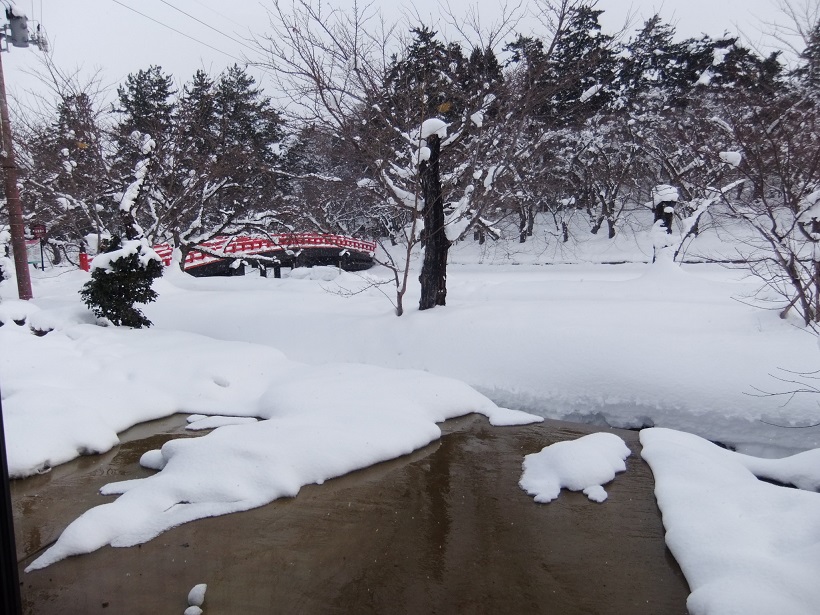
<box><xmin>13</xmin><ymin>414</ymin><xmax>690</xmax><ymax>614</ymax></box>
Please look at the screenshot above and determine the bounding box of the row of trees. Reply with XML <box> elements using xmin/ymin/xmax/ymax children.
<box><xmin>17</xmin><ymin>63</ymin><xmax>285</xmax><ymax>267</ymax></box>
<box><xmin>4</xmin><ymin>0</ymin><xmax>820</xmax><ymax>323</ymax></box>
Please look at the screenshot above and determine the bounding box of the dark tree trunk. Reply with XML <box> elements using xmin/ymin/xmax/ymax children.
<box><xmin>518</xmin><ymin>208</ymin><xmax>528</xmax><ymax>243</ymax></box>
<box><xmin>418</xmin><ymin>134</ymin><xmax>449</xmax><ymax>311</ymax></box>
<box><xmin>518</xmin><ymin>205</ymin><xmax>536</xmax><ymax>243</ymax></box>
<box><xmin>653</xmin><ymin>201</ymin><xmax>675</xmax><ymax>234</ymax></box>
<box><xmin>526</xmin><ymin>206</ymin><xmax>535</xmax><ymax>237</ymax></box>
<box><xmin>49</xmin><ymin>242</ymin><xmax>62</xmax><ymax>265</ymax></box>
<box><xmin>121</xmin><ymin>209</ymin><xmax>141</xmax><ymax>240</ymax></box>
<box><xmin>590</xmin><ymin>216</ymin><xmax>603</xmax><ymax>235</ymax></box>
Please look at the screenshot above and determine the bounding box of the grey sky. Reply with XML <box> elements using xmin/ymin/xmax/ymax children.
<box><xmin>0</xmin><ymin>0</ymin><xmax>792</xmax><ymax>106</ymax></box>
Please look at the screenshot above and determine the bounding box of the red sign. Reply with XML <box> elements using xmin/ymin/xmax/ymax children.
<box><xmin>31</xmin><ymin>224</ymin><xmax>47</xmax><ymax>239</ymax></box>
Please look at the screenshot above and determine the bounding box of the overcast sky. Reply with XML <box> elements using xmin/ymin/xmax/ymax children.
<box><xmin>0</xmin><ymin>0</ymin><xmax>793</xmax><ymax>109</ymax></box>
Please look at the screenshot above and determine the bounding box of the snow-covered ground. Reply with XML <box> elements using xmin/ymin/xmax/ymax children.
<box><xmin>3</xmin><ymin>222</ymin><xmax>820</xmax><ymax>613</ymax></box>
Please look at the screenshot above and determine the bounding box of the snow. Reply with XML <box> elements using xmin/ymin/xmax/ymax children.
<box><xmin>641</xmin><ymin>428</ymin><xmax>820</xmax><ymax>615</ymax></box>
<box><xmin>21</xmin><ymin>337</ymin><xmax>538</xmax><ymax>568</ymax></box>
<box><xmin>697</xmin><ymin>69</ymin><xmax>714</xmax><ymax>86</ymax></box>
<box><xmin>90</xmin><ymin>238</ymin><xmax>162</xmax><ymax>272</ymax></box>
<box><xmin>185</xmin><ymin>414</ymin><xmax>258</xmax><ymax>431</ymax></box>
<box><xmin>470</xmin><ymin>111</ymin><xmax>484</xmax><ymax>128</ymax></box>
<box><xmin>579</xmin><ymin>83</ymin><xmax>602</xmax><ymax>103</ymax></box>
<box><xmin>519</xmin><ymin>432</ymin><xmax>630</xmax><ymax>503</ymax></box>
<box><xmin>652</xmin><ymin>184</ymin><xmax>679</xmax><ymax>205</ymax></box>
<box><xmin>187</xmin><ymin>583</ymin><xmax>207</xmax><ymax>607</ymax></box>
<box><xmin>712</xmin><ymin>47</ymin><xmax>731</xmax><ymax>66</ymax></box>
<box><xmin>414</xmin><ymin>145</ymin><xmax>431</xmax><ymax>164</ymax></box>
<box><xmin>799</xmin><ymin>189</ymin><xmax>820</xmax><ymax>222</ymax></box>
<box><xmin>5</xmin><ymin>214</ymin><xmax>820</xmax><ymax>608</ymax></box>
<box><xmin>419</xmin><ymin>118</ymin><xmax>448</xmax><ymax>140</ymax></box>
<box><xmin>719</xmin><ymin>151</ymin><xmax>742</xmax><ymax>167</ymax></box>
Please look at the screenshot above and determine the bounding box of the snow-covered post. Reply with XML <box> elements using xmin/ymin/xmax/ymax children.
<box><xmin>418</xmin><ymin>118</ymin><xmax>449</xmax><ymax>311</ymax></box>
<box><xmin>651</xmin><ymin>184</ymin><xmax>679</xmax><ymax>264</ymax></box>
<box><xmin>652</xmin><ymin>184</ymin><xmax>678</xmax><ymax>235</ymax></box>
<box><xmin>798</xmin><ymin>189</ymin><xmax>820</xmax><ymax>323</ymax></box>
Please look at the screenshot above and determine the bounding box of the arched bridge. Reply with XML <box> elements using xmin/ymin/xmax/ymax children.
<box><xmin>153</xmin><ymin>233</ymin><xmax>377</xmax><ymax>277</ymax></box>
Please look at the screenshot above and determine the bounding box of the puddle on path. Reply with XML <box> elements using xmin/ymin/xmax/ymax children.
<box><xmin>17</xmin><ymin>414</ymin><xmax>690</xmax><ymax>615</ymax></box>
<box><xmin>11</xmin><ymin>413</ymin><xmax>201</xmax><ymax>561</ymax></box>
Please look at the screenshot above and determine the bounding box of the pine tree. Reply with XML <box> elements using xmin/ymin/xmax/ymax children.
<box><xmin>544</xmin><ymin>5</ymin><xmax>615</xmax><ymax>123</ymax></box>
<box><xmin>112</xmin><ymin>66</ymin><xmax>175</xmax><ymax>190</ymax></box>
<box><xmin>115</xmin><ymin>66</ymin><xmax>176</xmax><ymax>139</ymax></box>
<box><xmin>19</xmin><ymin>91</ymin><xmax>112</xmax><ymax>258</ymax></box>
<box><xmin>79</xmin><ymin>235</ymin><xmax>163</xmax><ymax>328</ymax></box>
<box><xmin>796</xmin><ymin>21</ymin><xmax>820</xmax><ymax>89</ymax></box>
<box><xmin>384</xmin><ymin>27</ymin><xmax>467</xmax><ymax>125</ymax></box>
<box><xmin>212</xmin><ymin>65</ymin><xmax>284</xmax><ymax>219</ymax></box>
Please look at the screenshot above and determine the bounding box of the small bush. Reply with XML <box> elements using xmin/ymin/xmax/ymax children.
<box><xmin>80</xmin><ymin>236</ymin><xmax>163</xmax><ymax>328</ymax></box>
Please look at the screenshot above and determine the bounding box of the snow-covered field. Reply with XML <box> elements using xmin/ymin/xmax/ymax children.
<box><xmin>3</xmin><ymin>227</ymin><xmax>820</xmax><ymax>613</ymax></box>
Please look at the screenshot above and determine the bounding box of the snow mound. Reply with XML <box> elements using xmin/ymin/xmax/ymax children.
<box><xmin>286</xmin><ymin>266</ymin><xmax>340</xmax><ymax>281</ymax></box>
<box><xmin>187</xmin><ymin>583</ymin><xmax>207</xmax><ymax>607</ymax></box>
<box><xmin>519</xmin><ymin>432</ymin><xmax>631</xmax><ymax>503</ymax></box>
<box><xmin>641</xmin><ymin>428</ymin><xmax>820</xmax><ymax>615</ymax></box>
<box><xmin>420</xmin><ymin>118</ymin><xmax>448</xmax><ymax>139</ymax></box>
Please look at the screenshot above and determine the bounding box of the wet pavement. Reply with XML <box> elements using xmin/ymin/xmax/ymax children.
<box><xmin>13</xmin><ymin>414</ymin><xmax>690</xmax><ymax>614</ymax></box>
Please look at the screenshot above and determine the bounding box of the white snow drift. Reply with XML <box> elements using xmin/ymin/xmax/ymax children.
<box><xmin>519</xmin><ymin>432</ymin><xmax>631</xmax><ymax>503</ymax></box>
<box><xmin>641</xmin><ymin>428</ymin><xmax>820</xmax><ymax>615</ymax></box>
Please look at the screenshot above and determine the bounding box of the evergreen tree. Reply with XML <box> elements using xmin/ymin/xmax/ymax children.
<box><xmin>79</xmin><ymin>235</ymin><xmax>163</xmax><ymax>328</ymax></box>
<box><xmin>177</xmin><ymin>69</ymin><xmax>218</xmax><ymax>158</ymax></box>
<box><xmin>112</xmin><ymin>66</ymin><xmax>175</xmax><ymax>191</ymax></box>
<box><xmin>19</xmin><ymin>91</ymin><xmax>112</xmax><ymax>258</ymax></box>
<box><xmin>115</xmin><ymin>65</ymin><xmax>176</xmax><ymax>139</ymax></box>
<box><xmin>796</xmin><ymin>21</ymin><xmax>820</xmax><ymax>89</ymax></box>
<box><xmin>544</xmin><ymin>5</ymin><xmax>615</xmax><ymax>123</ymax></box>
<box><xmin>212</xmin><ymin>64</ymin><xmax>284</xmax><ymax>218</ymax></box>
<box><xmin>614</xmin><ymin>15</ymin><xmax>686</xmax><ymax>106</ymax></box>
<box><xmin>384</xmin><ymin>27</ymin><xmax>467</xmax><ymax>125</ymax></box>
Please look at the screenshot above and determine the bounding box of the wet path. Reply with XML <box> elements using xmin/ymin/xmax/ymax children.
<box><xmin>14</xmin><ymin>415</ymin><xmax>689</xmax><ymax>614</ymax></box>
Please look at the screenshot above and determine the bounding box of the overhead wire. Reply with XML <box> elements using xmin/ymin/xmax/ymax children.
<box><xmin>188</xmin><ymin>0</ymin><xmax>248</xmax><ymax>31</ymax></box>
<box><xmin>157</xmin><ymin>0</ymin><xmax>256</xmax><ymax>54</ymax></box>
<box><xmin>110</xmin><ymin>0</ymin><xmax>244</xmax><ymax>63</ymax></box>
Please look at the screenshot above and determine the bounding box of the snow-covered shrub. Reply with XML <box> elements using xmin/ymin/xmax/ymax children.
<box><xmin>79</xmin><ymin>235</ymin><xmax>162</xmax><ymax>328</ymax></box>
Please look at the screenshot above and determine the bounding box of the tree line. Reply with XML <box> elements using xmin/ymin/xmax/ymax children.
<box><xmin>5</xmin><ymin>0</ymin><xmax>820</xmax><ymax>321</ymax></box>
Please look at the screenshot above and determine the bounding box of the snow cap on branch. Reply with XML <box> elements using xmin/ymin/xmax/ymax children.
<box><xmin>652</xmin><ymin>184</ymin><xmax>679</xmax><ymax>206</ymax></box>
<box><xmin>420</xmin><ymin>118</ymin><xmax>448</xmax><ymax>140</ymax></box>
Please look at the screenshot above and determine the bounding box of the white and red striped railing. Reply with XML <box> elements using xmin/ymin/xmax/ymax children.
<box><xmin>152</xmin><ymin>233</ymin><xmax>377</xmax><ymax>269</ymax></box>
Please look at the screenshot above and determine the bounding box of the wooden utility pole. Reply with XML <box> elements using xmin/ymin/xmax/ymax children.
<box><xmin>0</xmin><ymin>48</ymin><xmax>31</xmax><ymax>299</ymax></box>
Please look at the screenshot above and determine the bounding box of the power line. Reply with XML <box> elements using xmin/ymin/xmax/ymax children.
<box><xmin>188</xmin><ymin>0</ymin><xmax>248</xmax><ymax>31</ymax></box>
<box><xmin>157</xmin><ymin>0</ymin><xmax>256</xmax><ymax>54</ymax></box>
<box><xmin>110</xmin><ymin>0</ymin><xmax>244</xmax><ymax>63</ymax></box>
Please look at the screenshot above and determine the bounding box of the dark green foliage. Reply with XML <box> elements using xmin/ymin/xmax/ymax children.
<box><xmin>384</xmin><ymin>27</ymin><xmax>467</xmax><ymax>124</ymax></box>
<box><xmin>545</xmin><ymin>5</ymin><xmax>615</xmax><ymax>123</ymax></box>
<box><xmin>79</xmin><ymin>236</ymin><xmax>163</xmax><ymax>328</ymax></box>
<box><xmin>115</xmin><ymin>65</ymin><xmax>176</xmax><ymax>139</ymax></box>
<box><xmin>796</xmin><ymin>21</ymin><xmax>820</xmax><ymax>89</ymax></box>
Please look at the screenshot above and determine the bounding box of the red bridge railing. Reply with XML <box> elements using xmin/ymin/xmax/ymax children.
<box><xmin>152</xmin><ymin>233</ymin><xmax>377</xmax><ymax>269</ymax></box>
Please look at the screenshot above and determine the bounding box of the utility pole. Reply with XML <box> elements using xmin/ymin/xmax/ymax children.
<box><xmin>0</xmin><ymin>11</ymin><xmax>47</xmax><ymax>615</ymax></box>
<box><xmin>0</xmin><ymin>7</ymin><xmax>47</xmax><ymax>300</ymax></box>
